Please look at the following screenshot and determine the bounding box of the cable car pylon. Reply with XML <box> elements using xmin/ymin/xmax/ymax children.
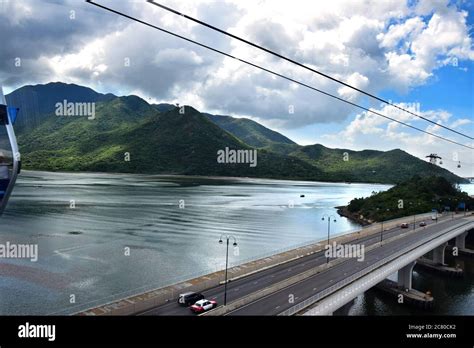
<box><xmin>426</xmin><ymin>153</ymin><xmax>443</xmax><ymax>166</ymax></box>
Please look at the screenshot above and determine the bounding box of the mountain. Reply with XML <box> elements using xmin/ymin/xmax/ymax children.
<box><xmin>9</xmin><ymin>82</ymin><xmax>468</xmax><ymax>184</ymax></box>
<box><xmin>204</xmin><ymin>113</ymin><xmax>296</xmax><ymax>148</ymax></box>
<box><xmin>285</xmin><ymin>144</ymin><xmax>464</xmax><ymax>184</ymax></box>
<box><xmin>152</xmin><ymin>103</ymin><xmax>176</xmax><ymax>113</ymax></box>
<box><xmin>18</xmin><ymin>98</ymin><xmax>321</xmax><ymax>178</ymax></box>
<box><xmin>6</xmin><ymin>82</ymin><xmax>116</xmax><ymax>132</ymax></box>
<box><xmin>342</xmin><ymin>176</ymin><xmax>474</xmax><ymax>223</ymax></box>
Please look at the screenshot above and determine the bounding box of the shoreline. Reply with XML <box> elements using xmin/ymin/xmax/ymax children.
<box><xmin>336</xmin><ymin>205</ymin><xmax>372</xmax><ymax>226</ymax></box>
<box><xmin>18</xmin><ymin>169</ymin><xmax>395</xmax><ymax>187</ymax></box>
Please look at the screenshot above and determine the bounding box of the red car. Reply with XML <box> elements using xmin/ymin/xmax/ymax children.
<box><xmin>400</xmin><ymin>223</ymin><xmax>409</xmax><ymax>229</ymax></box>
<box><xmin>190</xmin><ymin>299</ymin><xmax>217</xmax><ymax>313</ymax></box>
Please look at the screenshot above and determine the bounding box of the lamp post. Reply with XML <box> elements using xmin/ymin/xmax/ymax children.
<box><xmin>322</xmin><ymin>214</ymin><xmax>336</xmax><ymax>264</ymax></box>
<box><xmin>218</xmin><ymin>234</ymin><xmax>238</xmax><ymax>306</ymax></box>
<box><xmin>381</xmin><ymin>220</ymin><xmax>384</xmax><ymax>243</ymax></box>
<box><xmin>379</xmin><ymin>208</ymin><xmax>390</xmax><ymax>244</ymax></box>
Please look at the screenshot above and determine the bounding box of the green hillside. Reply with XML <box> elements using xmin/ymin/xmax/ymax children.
<box><xmin>18</xmin><ymin>100</ymin><xmax>322</xmax><ymax>179</ymax></box>
<box><xmin>6</xmin><ymin>82</ymin><xmax>116</xmax><ymax>132</ymax></box>
<box><xmin>344</xmin><ymin>176</ymin><xmax>474</xmax><ymax>222</ymax></box>
<box><xmin>205</xmin><ymin>113</ymin><xmax>296</xmax><ymax>148</ymax></box>
<box><xmin>286</xmin><ymin>144</ymin><xmax>464</xmax><ymax>184</ymax></box>
<box><xmin>11</xmin><ymin>82</ymin><xmax>468</xmax><ymax>184</ymax></box>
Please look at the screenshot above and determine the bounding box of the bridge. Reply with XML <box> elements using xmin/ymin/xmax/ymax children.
<box><xmin>78</xmin><ymin>213</ymin><xmax>473</xmax><ymax>316</ymax></box>
<box><xmin>279</xmin><ymin>217</ymin><xmax>471</xmax><ymax>315</ymax></box>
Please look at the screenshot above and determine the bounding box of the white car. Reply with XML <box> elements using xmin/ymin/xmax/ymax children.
<box><xmin>190</xmin><ymin>299</ymin><xmax>217</xmax><ymax>313</ymax></box>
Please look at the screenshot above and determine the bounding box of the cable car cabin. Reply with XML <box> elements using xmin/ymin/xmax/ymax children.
<box><xmin>0</xmin><ymin>86</ymin><xmax>21</xmax><ymax>217</ymax></box>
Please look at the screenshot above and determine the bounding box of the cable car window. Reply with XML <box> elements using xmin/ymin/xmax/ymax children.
<box><xmin>0</xmin><ymin>104</ymin><xmax>7</xmax><ymax>124</ymax></box>
<box><xmin>0</xmin><ymin>104</ymin><xmax>14</xmax><ymax>207</ymax></box>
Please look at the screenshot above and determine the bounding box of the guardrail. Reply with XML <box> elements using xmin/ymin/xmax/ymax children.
<box><xmin>278</xmin><ymin>219</ymin><xmax>473</xmax><ymax>316</ymax></box>
<box><xmin>70</xmin><ymin>211</ymin><xmax>442</xmax><ymax>315</ymax></box>
<box><xmin>226</xmin><ymin>211</ymin><xmax>435</xmax><ymax>268</ymax></box>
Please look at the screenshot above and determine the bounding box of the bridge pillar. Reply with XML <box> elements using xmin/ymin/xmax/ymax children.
<box><xmin>397</xmin><ymin>261</ymin><xmax>416</xmax><ymax>290</ymax></box>
<box><xmin>455</xmin><ymin>232</ymin><xmax>468</xmax><ymax>250</ymax></box>
<box><xmin>432</xmin><ymin>242</ymin><xmax>447</xmax><ymax>265</ymax></box>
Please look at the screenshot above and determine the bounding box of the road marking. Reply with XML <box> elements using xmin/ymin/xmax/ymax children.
<box><xmin>253</xmin><ymin>281</ymin><xmax>258</xmax><ymax>284</ymax></box>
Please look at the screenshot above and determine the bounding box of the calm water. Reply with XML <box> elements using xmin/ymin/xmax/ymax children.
<box><xmin>348</xmin><ymin>253</ymin><xmax>474</xmax><ymax>315</ymax></box>
<box><xmin>0</xmin><ymin>171</ymin><xmax>388</xmax><ymax>315</ymax></box>
<box><xmin>0</xmin><ymin>171</ymin><xmax>471</xmax><ymax>315</ymax></box>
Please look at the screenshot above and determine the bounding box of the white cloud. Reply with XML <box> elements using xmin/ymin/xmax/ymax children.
<box><xmin>322</xmin><ymin>103</ymin><xmax>474</xmax><ymax>177</ymax></box>
<box><xmin>1</xmin><ymin>0</ymin><xmax>473</xmax><ymax>131</ymax></box>
<box><xmin>378</xmin><ymin>17</ymin><xmax>425</xmax><ymax>49</ymax></box>
<box><xmin>337</xmin><ymin>72</ymin><xmax>369</xmax><ymax>101</ymax></box>
<box><xmin>451</xmin><ymin>118</ymin><xmax>472</xmax><ymax>128</ymax></box>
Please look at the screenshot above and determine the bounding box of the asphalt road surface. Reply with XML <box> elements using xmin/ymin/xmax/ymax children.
<box><xmin>228</xmin><ymin>217</ymin><xmax>472</xmax><ymax>315</ymax></box>
<box><xmin>141</xmin><ymin>215</ymin><xmax>455</xmax><ymax>316</ymax></box>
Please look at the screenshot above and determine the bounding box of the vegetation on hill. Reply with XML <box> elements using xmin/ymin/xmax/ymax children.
<box><xmin>285</xmin><ymin>144</ymin><xmax>464</xmax><ymax>184</ymax></box>
<box><xmin>344</xmin><ymin>176</ymin><xmax>473</xmax><ymax>223</ymax></box>
<box><xmin>6</xmin><ymin>82</ymin><xmax>115</xmax><ymax>132</ymax></box>
<box><xmin>9</xmin><ymin>82</ymin><xmax>469</xmax><ymax>184</ymax></box>
<box><xmin>205</xmin><ymin>113</ymin><xmax>296</xmax><ymax>148</ymax></box>
<box><xmin>18</xmin><ymin>102</ymin><xmax>322</xmax><ymax>179</ymax></box>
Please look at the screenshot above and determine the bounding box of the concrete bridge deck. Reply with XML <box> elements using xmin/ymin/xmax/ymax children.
<box><xmin>77</xmin><ymin>212</ymin><xmax>471</xmax><ymax>316</ymax></box>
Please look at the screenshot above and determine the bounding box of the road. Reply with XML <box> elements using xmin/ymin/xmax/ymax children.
<box><xmin>228</xmin><ymin>216</ymin><xmax>472</xmax><ymax>315</ymax></box>
<box><xmin>141</xmin><ymin>214</ymin><xmax>450</xmax><ymax>316</ymax></box>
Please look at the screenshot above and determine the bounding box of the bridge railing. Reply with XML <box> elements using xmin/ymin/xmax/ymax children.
<box><xmin>227</xmin><ymin>211</ymin><xmax>434</xmax><ymax>269</ymax></box>
<box><xmin>66</xmin><ymin>211</ymin><xmax>435</xmax><ymax>315</ymax></box>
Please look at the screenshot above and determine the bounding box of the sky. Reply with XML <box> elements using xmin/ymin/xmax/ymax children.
<box><xmin>0</xmin><ymin>0</ymin><xmax>473</xmax><ymax>177</ymax></box>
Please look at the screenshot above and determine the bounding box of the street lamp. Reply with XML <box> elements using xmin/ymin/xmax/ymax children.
<box><xmin>218</xmin><ymin>234</ymin><xmax>238</xmax><ymax>306</ymax></box>
<box><xmin>322</xmin><ymin>214</ymin><xmax>337</xmax><ymax>264</ymax></box>
<box><xmin>379</xmin><ymin>208</ymin><xmax>390</xmax><ymax>244</ymax></box>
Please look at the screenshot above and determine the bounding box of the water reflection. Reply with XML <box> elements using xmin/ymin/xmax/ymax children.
<box><xmin>2</xmin><ymin>171</ymin><xmax>391</xmax><ymax>314</ymax></box>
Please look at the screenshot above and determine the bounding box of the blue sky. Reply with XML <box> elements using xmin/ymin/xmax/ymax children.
<box><xmin>1</xmin><ymin>0</ymin><xmax>473</xmax><ymax>176</ymax></box>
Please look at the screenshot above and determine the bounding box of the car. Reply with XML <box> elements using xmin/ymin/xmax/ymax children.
<box><xmin>177</xmin><ymin>292</ymin><xmax>205</xmax><ymax>306</ymax></box>
<box><xmin>400</xmin><ymin>223</ymin><xmax>409</xmax><ymax>229</ymax></box>
<box><xmin>190</xmin><ymin>299</ymin><xmax>218</xmax><ymax>313</ymax></box>
<box><xmin>419</xmin><ymin>221</ymin><xmax>427</xmax><ymax>227</ymax></box>
<box><xmin>431</xmin><ymin>215</ymin><xmax>438</xmax><ymax>220</ymax></box>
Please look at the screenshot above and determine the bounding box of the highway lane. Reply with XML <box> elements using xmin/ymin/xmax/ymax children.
<box><xmin>141</xmin><ymin>215</ymin><xmax>442</xmax><ymax>315</ymax></box>
<box><xmin>227</xmin><ymin>217</ymin><xmax>472</xmax><ymax>315</ymax></box>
